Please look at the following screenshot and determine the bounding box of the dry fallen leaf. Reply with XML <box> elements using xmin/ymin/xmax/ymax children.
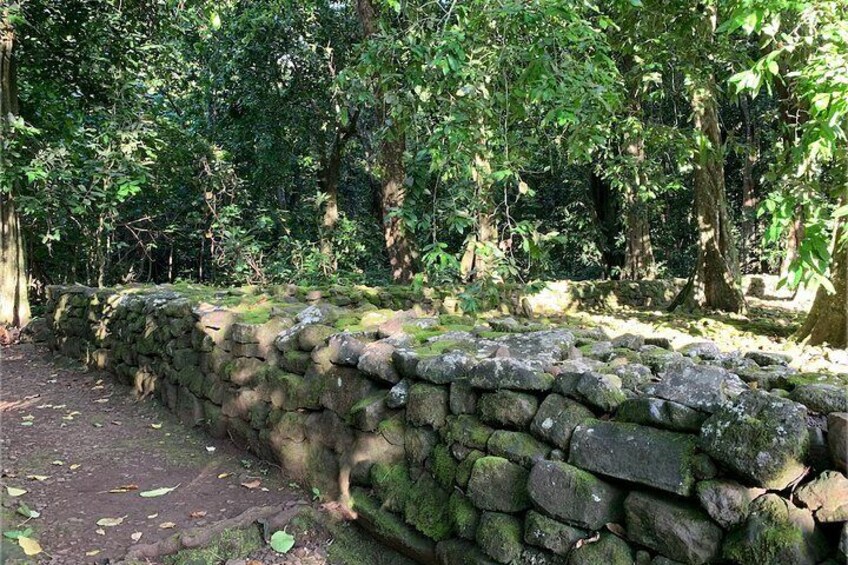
<box><xmin>131</xmin><ymin>532</ymin><xmax>143</xmax><ymax>543</ymax></box>
<box><xmin>147</xmin><ymin>513</ymin><xmax>159</xmax><ymax>519</ymax></box>
<box><xmin>109</xmin><ymin>484</ymin><xmax>139</xmax><ymax>493</ymax></box>
<box><xmin>6</xmin><ymin>486</ymin><xmax>27</xmax><ymax>497</ymax></box>
<box><xmin>150</xmin><ymin>423</ymin><xmax>162</xmax><ymax>429</ymax></box>
<box><xmin>96</xmin><ymin>516</ymin><xmax>125</xmax><ymax>527</ymax></box>
<box><xmin>217</xmin><ymin>473</ymin><xmax>231</xmax><ymax>479</ymax></box>
<box><xmin>85</xmin><ymin>550</ymin><xmax>101</xmax><ymax>557</ymax></box>
<box><xmin>95</xmin><ymin>528</ymin><xmax>105</xmax><ymax>536</ymax></box>
<box><xmin>18</xmin><ymin>537</ymin><xmax>42</xmax><ymax>556</ymax></box>
<box><xmin>241</xmin><ymin>479</ymin><xmax>261</xmax><ymax>490</ymax></box>
<box><xmin>159</xmin><ymin>522</ymin><xmax>177</xmax><ymax>529</ymax></box>
<box><xmin>189</xmin><ymin>510</ymin><xmax>207</xmax><ymax>518</ymax></box>
<box><xmin>69</xmin><ymin>464</ymin><xmax>81</xmax><ymax>470</ymax></box>
<box><xmin>26</xmin><ymin>475</ymin><xmax>49</xmax><ymax>482</ymax></box>
<box><xmin>51</xmin><ymin>460</ymin><xmax>64</xmax><ymax>466</ymax></box>
<box><xmin>94</xmin><ymin>398</ymin><xmax>110</xmax><ymax>404</ymax></box>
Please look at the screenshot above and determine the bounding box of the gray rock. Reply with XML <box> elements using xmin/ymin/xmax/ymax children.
<box><xmin>467</xmin><ymin>456</ymin><xmax>530</xmax><ymax>513</ymax></box>
<box><xmin>567</xmin><ymin>532</ymin><xmax>634</xmax><ymax>565</ymax></box>
<box><xmin>722</xmin><ymin>494</ymin><xmax>828</xmax><ymax>565</ymax></box>
<box><xmin>469</xmin><ymin>358</ymin><xmax>554</xmax><ymax>391</ymax></box>
<box><xmin>645</xmin><ymin>336</ymin><xmax>672</xmax><ymax>349</ymax></box>
<box><xmin>617</xmin><ymin>397</ymin><xmax>707</xmax><ymax>432</ymax></box>
<box><xmin>405</xmin><ymin>426</ymin><xmax>439</xmax><ymax>465</ymax></box>
<box><xmin>612</xmin><ymin>333</ymin><xmax>645</xmax><ymax>351</ymax></box>
<box><xmin>744</xmin><ymin>350</ymin><xmax>791</xmax><ymax>366</ymax></box>
<box><xmin>327</xmin><ymin>332</ymin><xmax>365</xmax><ymax>366</ymax></box>
<box><xmin>295</xmin><ymin>303</ymin><xmax>339</xmax><ymax>324</ymax></box>
<box><xmin>695</xmin><ymin>479</ymin><xmax>764</xmax><ymax>528</ymax></box>
<box><xmin>436</xmin><ymin>539</ymin><xmax>497</xmax><ymax>565</ymax></box>
<box><xmin>530</xmin><ymin>394</ymin><xmax>594</xmax><ymax>451</ymax></box>
<box><xmin>795</xmin><ymin>470</ymin><xmax>848</xmax><ymax>523</ymax></box>
<box><xmin>392</xmin><ymin>348</ymin><xmax>420</xmax><ymax>378</ymax></box>
<box><xmin>792</xmin><ymin>383</ymin><xmax>848</xmax><ymax>414</ymax></box>
<box><xmin>493</xmin><ymin>329</ymin><xmax>575</xmax><ymax>370</ymax></box>
<box><xmin>700</xmin><ymin>390</ymin><xmax>809</xmax><ymax>489</ymax></box>
<box><xmin>357</xmin><ymin>341</ymin><xmax>400</xmax><ymax>384</ymax></box>
<box><xmin>609</xmin><ymin>363</ymin><xmax>653</xmax><ymax>389</ymax></box>
<box><xmin>829</xmin><ymin>412</ymin><xmax>847</xmax><ymax>471</ymax></box>
<box><xmin>387</xmin><ymin>378</ymin><xmax>410</xmax><ymax>408</ymax></box>
<box><xmin>406</xmin><ymin>383</ymin><xmax>449</xmax><ymax>428</ymax></box>
<box><xmin>445</xmin><ymin>415</ymin><xmax>494</xmax><ymax>450</ymax></box>
<box><xmin>573</xmin><ymin>372</ymin><xmax>626</xmax><ymax>412</ymax></box>
<box><xmin>450</xmin><ymin>382</ymin><xmax>478</xmax><ymax>414</ymax></box>
<box><xmin>478</xmin><ymin>390</ymin><xmax>539</xmax><ymax>428</ymax></box>
<box><xmin>524</xmin><ymin>510</ymin><xmax>587</xmax><ymax>556</ymax></box>
<box><xmin>624</xmin><ymin>491</ymin><xmax>722</xmax><ymax>565</ymax></box>
<box><xmin>527</xmin><ymin>460</ymin><xmax>625</xmax><ymax>530</ymax></box>
<box><xmin>569</xmin><ymin>420</ymin><xmax>697</xmax><ymax>496</ymax></box>
<box><xmin>678</xmin><ymin>341</ymin><xmax>721</xmax><ymax>360</ymax></box>
<box><xmin>587</xmin><ymin>340</ymin><xmax>615</xmax><ymax>361</ymax></box>
<box><xmin>641</xmin><ymin>349</ymin><xmax>687</xmax><ymax>373</ymax></box>
<box><xmin>487</xmin><ymin>430</ymin><xmax>550</xmax><ymax>467</ymax></box>
<box><xmin>416</xmin><ymin>351</ymin><xmax>475</xmax><ymax>384</ymax></box>
<box><xmin>644</xmin><ymin>364</ymin><xmax>746</xmax><ymax>413</ymax></box>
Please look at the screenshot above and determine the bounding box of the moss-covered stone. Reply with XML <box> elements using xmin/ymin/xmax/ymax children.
<box><xmin>405</xmin><ymin>426</ymin><xmax>439</xmax><ymax>465</ymax></box>
<box><xmin>371</xmin><ymin>462</ymin><xmax>413</xmax><ymax>513</ymax></box>
<box><xmin>478</xmin><ymin>390</ymin><xmax>539</xmax><ymax>428</ymax></box>
<box><xmin>449</xmin><ymin>492</ymin><xmax>480</xmax><ymax>540</ymax></box>
<box><xmin>467</xmin><ymin>456</ymin><xmax>530</xmax><ymax>513</ymax></box>
<box><xmin>456</xmin><ymin>449</ymin><xmax>485</xmax><ymax>489</ymax></box>
<box><xmin>444</xmin><ymin>415</ymin><xmax>494</xmax><ymax>450</ymax></box>
<box><xmin>407</xmin><ymin>383</ymin><xmax>449</xmax><ymax>428</ymax></box>
<box><xmin>403</xmin><ymin>474</ymin><xmax>454</xmax><ymax>541</ymax></box>
<box><xmin>431</xmin><ymin>443</ymin><xmax>458</xmax><ymax>489</ymax></box>
<box><xmin>722</xmin><ymin>493</ymin><xmax>829</xmax><ymax>565</ymax></box>
<box><xmin>524</xmin><ymin>510</ymin><xmax>587</xmax><ymax>556</ymax></box>
<box><xmin>350</xmin><ymin>488</ymin><xmax>436</xmax><ymax>564</ymax></box>
<box><xmin>566</xmin><ymin>532</ymin><xmax>634</xmax><ymax>565</ymax></box>
<box><xmin>477</xmin><ymin>512</ymin><xmax>524</xmax><ymax>564</ymax></box>
<box><xmin>487</xmin><ymin>430</ymin><xmax>550</xmax><ymax>468</ymax></box>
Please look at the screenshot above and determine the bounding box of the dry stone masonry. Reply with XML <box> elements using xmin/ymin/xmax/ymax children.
<box><xmin>44</xmin><ymin>284</ymin><xmax>848</xmax><ymax>565</ymax></box>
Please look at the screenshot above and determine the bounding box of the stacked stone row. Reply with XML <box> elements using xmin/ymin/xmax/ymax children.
<box><xmin>43</xmin><ymin>286</ymin><xmax>848</xmax><ymax>565</ymax></box>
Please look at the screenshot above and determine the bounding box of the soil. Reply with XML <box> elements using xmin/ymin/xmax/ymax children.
<box><xmin>0</xmin><ymin>344</ymin><xmax>407</xmax><ymax>565</ymax></box>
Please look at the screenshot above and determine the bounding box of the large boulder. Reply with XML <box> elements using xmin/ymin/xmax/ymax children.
<box><xmin>700</xmin><ymin>391</ymin><xmax>809</xmax><ymax>489</ymax></box>
<box><xmin>406</xmin><ymin>383</ymin><xmax>449</xmax><ymax>428</ymax></box>
<box><xmin>643</xmin><ymin>364</ymin><xmax>746</xmax><ymax>413</ymax></box>
<box><xmin>569</xmin><ymin>420</ymin><xmax>697</xmax><ymax>496</ymax></box>
<box><xmin>722</xmin><ymin>494</ymin><xmax>828</xmax><ymax>565</ymax></box>
<box><xmin>487</xmin><ymin>430</ymin><xmax>550</xmax><ymax>468</ymax></box>
<box><xmin>794</xmin><ymin>470</ymin><xmax>848</xmax><ymax>523</ymax></box>
<box><xmin>476</xmin><ymin>512</ymin><xmax>524</xmax><ymax>564</ymax></box>
<box><xmin>416</xmin><ymin>351</ymin><xmax>474</xmax><ymax>384</ymax></box>
<box><xmin>527</xmin><ymin>460</ymin><xmax>625</xmax><ymax>530</ymax></box>
<box><xmin>356</xmin><ymin>340</ymin><xmax>400</xmax><ymax>384</ymax></box>
<box><xmin>624</xmin><ymin>491</ymin><xmax>723</xmax><ymax>565</ymax></box>
<box><xmin>791</xmin><ymin>383</ymin><xmax>848</xmax><ymax>414</ymax></box>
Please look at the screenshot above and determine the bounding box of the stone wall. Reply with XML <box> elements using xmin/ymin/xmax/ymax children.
<box><xmin>44</xmin><ymin>285</ymin><xmax>847</xmax><ymax>565</ymax></box>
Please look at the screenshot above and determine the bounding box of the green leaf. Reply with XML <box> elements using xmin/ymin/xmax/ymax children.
<box><xmin>139</xmin><ymin>485</ymin><xmax>179</xmax><ymax>498</ymax></box>
<box><xmin>6</xmin><ymin>486</ymin><xmax>27</xmax><ymax>497</ymax></box>
<box><xmin>270</xmin><ymin>530</ymin><xmax>295</xmax><ymax>554</ymax></box>
<box><xmin>3</xmin><ymin>528</ymin><xmax>33</xmax><ymax>540</ymax></box>
<box><xmin>17</xmin><ymin>504</ymin><xmax>40</xmax><ymax>519</ymax></box>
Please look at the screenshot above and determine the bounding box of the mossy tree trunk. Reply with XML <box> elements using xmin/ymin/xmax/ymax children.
<box><xmin>356</xmin><ymin>0</ymin><xmax>417</xmax><ymax>283</ymax></box>
<box><xmin>319</xmin><ymin>113</ymin><xmax>358</xmax><ymax>274</ymax></box>
<box><xmin>671</xmin><ymin>4</ymin><xmax>746</xmax><ymax>313</ymax></box>
<box><xmin>1</xmin><ymin>8</ymin><xmax>31</xmax><ymax>327</ymax></box>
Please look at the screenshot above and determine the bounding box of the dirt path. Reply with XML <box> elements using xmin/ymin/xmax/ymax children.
<box><xmin>0</xmin><ymin>344</ymin><xmax>376</xmax><ymax>565</ymax></box>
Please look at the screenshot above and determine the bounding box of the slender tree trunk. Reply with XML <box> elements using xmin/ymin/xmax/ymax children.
<box><xmin>0</xmin><ymin>9</ymin><xmax>31</xmax><ymax>327</ymax></box>
<box><xmin>740</xmin><ymin>95</ymin><xmax>759</xmax><ymax>273</ymax></box>
<box><xmin>621</xmin><ymin>99</ymin><xmax>656</xmax><ymax>280</ymax></box>
<box><xmin>319</xmin><ymin>114</ymin><xmax>358</xmax><ymax>274</ymax></box>
<box><xmin>355</xmin><ymin>0</ymin><xmax>416</xmax><ymax>282</ymax></box>
<box><xmin>460</xmin><ymin>154</ymin><xmax>497</xmax><ymax>281</ymax></box>
<box><xmin>671</xmin><ymin>5</ymin><xmax>746</xmax><ymax>313</ymax></box>
<box><xmin>590</xmin><ymin>172</ymin><xmax>624</xmax><ymax>279</ymax></box>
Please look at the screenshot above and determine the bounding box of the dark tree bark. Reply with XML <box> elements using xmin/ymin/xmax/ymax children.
<box><xmin>590</xmin><ymin>172</ymin><xmax>624</xmax><ymax>279</ymax></box>
<box><xmin>1</xmin><ymin>8</ymin><xmax>31</xmax><ymax>327</ymax></box>
<box><xmin>671</xmin><ymin>5</ymin><xmax>746</xmax><ymax>313</ymax></box>
<box><xmin>797</xmin><ymin>216</ymin><xmax>847</xmax><ymax>348</ymax></box>
<box><xmin>740</xmin><ymin>95</ymin><xmax>760</xmax><ymax>273</ymax></box>
<box><xmin>355</xmin><ymin>0</ymin><xmax>416</xmax><ymax>282</ymax></box>
<box><xmin>780</xmin><ymin>206</ymin><xmax>804</xmax><ymax>279</ymax></box>
<box><xmin>621</xmin><ymin>99</ymin><xmax>656</xmax><ymax>280</ymax></box>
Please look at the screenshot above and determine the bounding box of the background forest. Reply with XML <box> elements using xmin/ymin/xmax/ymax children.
<box><xmin>1</xmin><ymin>0</ymin><xmax>846</xmax><ymax>346</ymax></box>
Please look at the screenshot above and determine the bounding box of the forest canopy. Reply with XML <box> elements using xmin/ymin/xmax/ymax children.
<box><xmin>1</xmin><ymin>0</ymin><xmax>846</xmax><ymax>346</ymax></box>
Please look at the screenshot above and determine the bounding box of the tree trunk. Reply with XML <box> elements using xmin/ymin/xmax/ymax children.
<box><xmin>590</xmin><ymin>172</ymin><xmax>624</xmax><ymax>279</ymax></box>
<box><xmin>780</xmin><ymin>206</ymin><xmax>804</xmax><ymax>278</ymax></box>
<box><xmin>0</xmin><ymin>9</ymin><xmax>31</xmax><ymax>327</ymax></box>
<box><xmin>318</xmin><ymin>114</ymin><xmax>357</xmax><ymax>274</ymax></box>
<box><xmin>460</xmin><ymin>154</ymin><xmax>498</xmax><ymax>281</ymax></box>
<box><xmin>355</xmin><ymin>0</ymin><xmax>416</xmax><ymax>283</ymax></box>
<box><xmin>671</xmin><ymin>6</ymin><xmax>745</xmax><ymax>313</ymax></box>
<box><xmin>621</xmin><ymin>101</ymin><xmax>656</xmax><ymax>280</ymax></box>
<box><xmin>797</xmin><ymin>218</ymin><xmax>847</xmax><ymax>348</ymax></box>
<box><xmin>740</xmin><ymin>95</ymin><xmax>760</xmax><ymax>273</ymax></box>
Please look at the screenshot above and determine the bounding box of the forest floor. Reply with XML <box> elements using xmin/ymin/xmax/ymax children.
<box><xmin>0</xmin><ymin>344</ymin><xmax>411</xmax><ymax>565</ymax></box>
